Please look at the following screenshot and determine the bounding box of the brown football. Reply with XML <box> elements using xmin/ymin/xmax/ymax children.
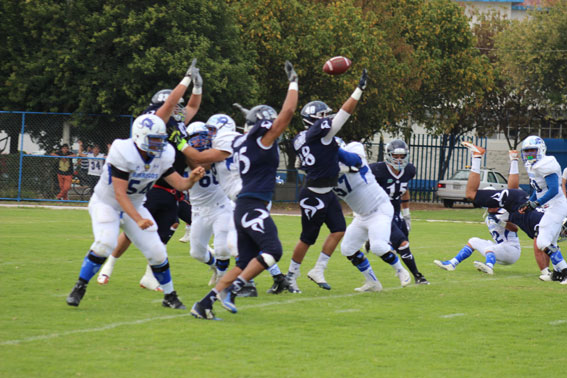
<box><xmin>322</xmin><ymin>56</ymin><xmax>352</xmax><ymax>75</ymax></box>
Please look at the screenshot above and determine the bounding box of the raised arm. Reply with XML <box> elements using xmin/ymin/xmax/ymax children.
<box><xmin>156</xmin><ymin>59</ymin><xmax>198</xmax><ymax>123</ymax></box>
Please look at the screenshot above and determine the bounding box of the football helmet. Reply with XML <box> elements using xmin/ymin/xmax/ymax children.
<box><xmin>385</xmin><ymin>139</ymin><xmax>410</xmax><ymax>170</ymax></box>
<box><xmin>186</xmin><ymin>121</ymin><xmax>211</xmax><ymax>151</ymax></box>
<box><xmin>206</xmin><ymin>114</ymin><xmax>236</xmax><ymax>133</ymax></box>
<box><xmin>245</xmin><ymin>105</ymin><xmax>278</xmax><ymax>132</ymax></box>
<box><xmin>132</xmin><ymin>114</ymin><xmax>167</xmax><ymax>157</ymax></box>
<box><xmin>344</xmin><ymin>141</ymin><xmax>366</xmax><ymax>159</ymax></box>
<box><xmin>300</xmin><ymin>101</ymin><xmax>333</xmax><ymax>128</ymax></box>
<box><xmin>521</xmin><ymin>135</ymin><xmax>546</xmax><ymax>165</ymax></box>
<box><xmin>150</xmin><ymin>89</ymin><xmax>185</xmax><ymax>122</ymax></box>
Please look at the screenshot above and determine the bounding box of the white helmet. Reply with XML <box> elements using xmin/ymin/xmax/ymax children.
<box><xmin>186</xmin><ymin>121</ymin><xmax>211</xmax><ymax>151</ymax></box>
<box><xmin>344</xmin><ymin>141</ymin><xmax>366</xmax><ymax>159</ymax></box>
<box><xmin>132</xmin><ymin>114</ymin><xmax>167</xmax><ymax>157</ymax></box>
<box><xmin>521</xmin><ymin>135</ymin><xmax>546</xmax><ymax>165</ymax></box>
<box><xmin>206</xmin><ymin>114</ymin><xmax>236</xmax><ymax>134</ymax></box>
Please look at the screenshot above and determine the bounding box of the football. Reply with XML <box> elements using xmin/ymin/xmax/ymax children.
<box><xmin>322</xmin><ymin>56</ymin><xmax>352</xmax><ymax>75</ymax></box>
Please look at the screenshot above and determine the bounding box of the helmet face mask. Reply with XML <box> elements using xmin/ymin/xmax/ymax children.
<box><xmin>186</xmin><ymin>121</ymin><xmax>212</xmax><ymax>151</ymax></box>
<box><xmin>521</xmin><ymin>136</ymin><xmax>546</xmax><ymax>165</ymax></box>
<box><xmin>132</xmin><ymin>114</ymin><xmax>167</xmax><ymax>157</ymax></box>
<box><xmin>245</xmin><ymin>105</ymin><xmax>278</xmax><ymax>132</ymax></box>
<box><xmin>300</xmin><ymin>101</ymin><xmax>333</xmax><ymax>128</ymax></box>
<box><xmin>385</xmin><ymin>139</ymin><xmax>410</xmax><ymax>170</ymax></box>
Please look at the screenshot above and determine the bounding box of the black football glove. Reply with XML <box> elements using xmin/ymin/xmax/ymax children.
<box><xmin>518</xmin><ymin>200</ymin><xmax>540</xmax><ymax>213</ymax></box>
<box><xmin>358</xmin><ymin>68</ymin><xmax>368</xmax><ymax>90</ymax></box>
<box><xmin>285</xmin><ymin>60</ymin><xmax>298</xmax><ymax>83</ymax></box>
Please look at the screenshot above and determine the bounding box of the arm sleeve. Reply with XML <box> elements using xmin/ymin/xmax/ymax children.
<box><xmin>322</xmin><ymin>109</ymin><xmax>351</xmax><ymax>144</ymax></box>
<box><xmin>160</xmin><ymin>166</ymin><xmax>176</xmax><ymax>179</ymax></box>
<box><xmin>338</xmin><ymin>148</ymin><xmax>361</xmax><ymax>167</ymax></box>
<box><xmin>537</xmin><ymin>173</ymin><xmax>559</xmax><ymax>205</ymax></box>
<box><xmin>110</xmin><ymin>164</ymin><xmax>129</xmax><ymax>180</ymax></box>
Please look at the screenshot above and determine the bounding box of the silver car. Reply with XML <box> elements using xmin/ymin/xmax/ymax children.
<box><xmin>436</xmin><ymin>168</ymin><xmax>508</xmax><ymax>208</ymax></box>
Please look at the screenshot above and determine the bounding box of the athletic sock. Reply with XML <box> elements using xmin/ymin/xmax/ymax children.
<box><xmin>268</xmin><ymin>263</ymin><xmax>282</xmax><ymax>276</ymax></box>
<box><xmin>289</xmin><ymin>259</ymin><xmax>301</xmax><ymax>275</ymax></box>
<box><xmin>471</xmin><ymin>157</ymin><xmax>481</xmax><ymax>174</ymax></box>
<box><xmin>485</xmin><ymin>252</ymin><xmax>496</xmax><ymax>268</ymax></box>
<box><xmin>79</xmin><ymin>251</ymin><xmax>106</xmax><ymax>282</ymax></box>
<box><xmin>151</xmin><ymin>259</ymin><xmax>173</xmax><ymax>294</ymax></box>
<box><xmin>451</xmin><ymin>245</ymin><xmax>473</xmax><ymax>266</ymax></box>
<box><xmin>228</xmin><ymin>276</ymin><xmax>247</xmax><ymax>294</ymax></box>
<box><xmin>509</xmin><ymin>160</ymin><xmax>519</xmax><ymax>175</ymax></box>
<box><xmin>397</xmin><ymin>245</ymin><xmax>419</xmax><ymax>277</ymax></box>
<box><xmin>315</xmin><ymin>252</ymin><xmax>330</xmax><ymax>270</ymax></box>
<box><xmin>198</xmin><ymin>289</ymin><xmax>219</xmax><ymax>308</ymax></box>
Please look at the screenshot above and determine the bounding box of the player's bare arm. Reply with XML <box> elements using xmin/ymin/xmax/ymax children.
<box><xmin>156</xmin><ymin>58</ymin><xmax>199</xmax><ymax>123</ymax></box>
<box><xmin>262</xmin><ymin>61</ymin><xmax>298</xmax><ymax>147</ymax></box>
<box><xmin>182</xmin><ymin>147</ymin><xmax>229</xmax><ymax>166</ymax></box>
<box><xmin>163</xmin><ymin>166</ymin><xmax>205</xmax><ymax>192</ymax></box>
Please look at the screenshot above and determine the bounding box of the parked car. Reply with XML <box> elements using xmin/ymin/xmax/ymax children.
<box><xmin>436</xmin><ymin>168</ymin><xmax>508</xmax><ymax>208</ymax></box>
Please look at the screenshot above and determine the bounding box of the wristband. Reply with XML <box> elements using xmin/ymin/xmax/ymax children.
<box><xmin>192</xmin><ymin>86</ymin><xmax>202</xmax><ymax>95</ymax></box>
<box><xmin>177</xmin><ymin>139</ymin><xmax>188</xmax><ymax>152</ymax></box>
<box><xmin>288</xmin><ymin>82</ymin><xmax>298</xmax><ymax>91</ymax></box>
<box><xmin>180</xmin><ymin>77</ymin><xmax>191</xmax><ymax>87</ymax></box>
<box><xmin>351</xmin><ymin>87</ymin><xmax>363</xmax><ymax>101</ymax></box>
<box><xmin>401</xmin><ymin>208</ymin><xmax>410</xmax><ymax>217</ymax></box>
<box><xmin>509</xmin><ymin>160</ymin><xmax>519</xmax><ymax>175</ymax></box>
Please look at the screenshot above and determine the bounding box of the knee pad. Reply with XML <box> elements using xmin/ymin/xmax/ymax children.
<box><xmin>347</xmin><ymin>251</ymin><xmax>366</xmax><ymax>266</ymax></box>
<box><xmin>381</xmin><ymin>251</ymin><xmax>397</xmax><ymax>265</ymax></box>
<box><xmin>256</xmin><ymin>252</ymin><xmax>277</xmax><ymax>269</ymax></box>
<box><xmin>87</xmin><ymin>250</ymin><xmax>107</xmax><ymax>265</ymax></box>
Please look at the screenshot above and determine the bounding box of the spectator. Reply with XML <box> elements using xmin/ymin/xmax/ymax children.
<box><xmin>50</xmin><ymin>143</ymin><xmax>75</xmax><ymax>200</ymax></box>
<box><xmin>77</xmin><ymin>143</ymin><xmax>91</xmax><ymax>185</ymax></box>
<box><xmin>78</xmin><ymin>141</ymin><xmax>105</xmax><ymax>190</ymax></box>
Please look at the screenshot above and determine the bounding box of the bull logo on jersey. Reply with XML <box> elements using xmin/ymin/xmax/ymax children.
<box><xmin>241</xmin><ymin>208</ymin><xmax>270</xmax><ymax>233</ymax></box>
<box><xmin>299</xmin><ymin>198</ymin><xmax>324</xmax><ymax>220</ymax></box>
<box><xmin>491</xmin><ymin>190</ymin><xmax>509</xmax><ymax>207</ymax></box>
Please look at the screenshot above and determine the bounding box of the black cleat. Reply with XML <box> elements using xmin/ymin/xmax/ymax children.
<box><xmin>415</xmin><ymin>273</ymin><xmax>430</xmax><ymax>285</ymax></box>
<box><xmin>66</xmin><ymin>280</ymin><xmax>87</xmax><ymax>307</ymax></box>
<box><xmin>190</xmin><ymin>302</ymin><xmax>220</xmax><ymax>320</ymax></box>
<box><xmin>551</xmin><ymin>270</ymin><xmax>563</xmax><ymax>282</ymax></box>
<box><xmin>162</xmin><ymin>291</ymin><xmax>186</xmax><ymax>310</ymax></box>
<box><xmin>266</xmin><ymin>274</ymin><xmax>290</xmax><ymax>294</ymax></box>
<box><xmin>236</xmin><ymin>282</ymin><xmax>258</xmax><ymax>297</ymax></box>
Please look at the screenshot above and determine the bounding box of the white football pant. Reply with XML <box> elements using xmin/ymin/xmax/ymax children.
<box><xmin>468</xmin><ymin>237</ymin><xmax>520</xmax><ymax>265</ymax></box>
<box><xmin>341</xmin><ymin>202</ymin><xmax>393</xmax><ymax>257</ymax></box>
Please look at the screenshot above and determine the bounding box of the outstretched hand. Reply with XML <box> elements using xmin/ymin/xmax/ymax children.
<box><xmin>233</xmin><ymin>103</ymin><xmax>250</xmax><ymax>117</ymax></box>
<box><xmin>358</xmin><ymin>68</ymin><xmax>368</xmax><ymax>90</ymax></box>
<box><xmin>285</xmin><ymin>61</ymin><xmax>298</xmax><ymax>83</ymax></box>
<box><xmin>192</xmin><ymin>68</ymin><xmax>203</xmax><ymax>89</ymax></box>
<box><xmin>185</xmin><ymin>58</ymin><xmax>198</xmax><ymax>78</ymax></box>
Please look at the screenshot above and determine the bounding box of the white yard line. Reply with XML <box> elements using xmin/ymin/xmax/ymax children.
<box><xmin>549</xmin><ymin>320</ymin><xmax>567</xmax><ymax>326</ymax></box>
<box><xmin>440</xmin><ymin>313</ymin><xmax>465</xmax><ymax>319</ymax></box>
<box><xmin>1</xmin><ymin>274</ymin><xmax>534</xmax><ymax>346</ymax></box>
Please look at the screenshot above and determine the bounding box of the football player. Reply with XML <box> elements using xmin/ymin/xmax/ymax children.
<box><xmin>190</xmin><ymin>61</ymin><xmax>298</xmax><ymax>319</ymax></box>
<box><xmin>65</xmin><ymin>77</ymin><xmax>206</xmax><ymax>308</ymax></box>
<box><xmin>283</xmin><ymin>69</ymin><xmax>368</xmax><ymax>293</ymax></box>
<box><xmin>462</xmin><ymin>140</ymin><xmax>567</xmax><ymax>284</ymax></box>
<box><xmin>334</xmin><ymin>142</ymin><xmax>411</xmax><ymax>291</ymax></box>
<box><xmin>369</xmin><ymin>139</ymin><xmax>429</xmax><ymax>284</ymax></box>
<box><xmin>95</xmin><ymin>60</ymin><xmax>203</xmax><ymax>291</ymax></box>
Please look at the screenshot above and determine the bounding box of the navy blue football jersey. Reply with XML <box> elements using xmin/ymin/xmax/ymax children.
<box><xmin>508</xmin><ymin>207</ymin><xmax>544</xmax><ymax>239</ymax></box>
<box><xmin>293</xmin><ymin>118</ymin><xmax>339</xmax><ymax>186</ymax></box>
<box><xmin>370</xmin><ymin>161</ymin><xmax>416</xmax><ymax>213</ymax></box>
<box><xmin>142</xmin><ymin>104</ymin><xmax>188</xmax><ymax>189</ymax></box>
<box><xmin>233</xmin><ymin>119</ymin><xmax>279</xmax><ymax>201</ymax></box>
<box><xmin>473</xmin><ymin>188</ymin><xmax>529</xmax><ymax>213</ymax></box>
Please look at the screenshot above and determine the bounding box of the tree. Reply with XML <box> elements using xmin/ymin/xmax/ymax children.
<box><xmin>0</xmin><ymin>0</ymin><xmax>258</xmax><ymax>150</ymax></box>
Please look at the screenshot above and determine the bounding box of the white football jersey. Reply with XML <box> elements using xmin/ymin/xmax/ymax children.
<box><xmin>212</xmin><ymin>131</ymin><xmax>242</xmax><ymax>201</ymax></box>
<box><xmin>486</xmin><ymin>213</ymin><xmax>519</xmax><ymax>245</ymax></box>
<box><xmin>87</xmin><ymin>152</ymin><xmax>105</xmax><ymax>176</ymax></box>
<box><xmin>189</xmin><ymin>166</ymin><xmax>230</xmax><ymax>210</ymax></box>
<box><xmin>334</xmin><ymin>158</ymin><xmax>391</xmax><ymax>216</ymax></box>
<box><xmin>527</xmin><ymin>155</ymin><xmax>567</xmax><ymax>207</ymax></box>
<box><xmin>93</xmin><ymin>139</ymin><xmax>175</xmax><ymax>209</ymax></box>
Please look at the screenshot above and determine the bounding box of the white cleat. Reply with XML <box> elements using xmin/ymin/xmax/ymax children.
<box><xmin>208</xmin><ymin>266</ymin><xmax>219</xmax><ymax>286</ymax></box>
<box><xmin>474</xmin><ymin>261</ymin><xmax>494</xmax><ymax>275</ymax></box>
<box><xmin>139</xmin><ymin>273</ymin><xmax>163</xmax><ymax>292</ymax></box>
<box><xmin>354</xmin><ymin>279</ymin><xmax>383</xmax><ymax>292</ymax></box>
<box><xmin>178</xmin><ymin>228</ymin><xmax>191</xmax><ymax>243</ymax></box>
<box><xmin>509</xmin><ymin>150</ymin><xmax>519</xmax><ymax>162</ymax></box>
<box><xmin>539</xmin><ymin>268</ymin><xmax>552</xmax><ymax>282</ymax></box>
<box><xmin>396</xmin><ymin>267</ymin><xmax>412</xmax><ymax>287</ymax></box>
<box><xmin>461</xmin><ymin>141</ymin><xmax>486</xmax><ymax>156</ymax></box>
<box><xmin>307</xmin><ymin>267</ymin><xmax>331</xmax><ymax>290</ymax></box>
<box><xmin>434</xmin><ymin>260</ymin><xmax>456</xmax><ymax>271</ymax></box>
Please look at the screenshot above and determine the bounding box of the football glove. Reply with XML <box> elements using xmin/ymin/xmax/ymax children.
<box><xmin>285</xmin><ymin>60</ymin><xmax>298</xmax><ymax>83</ymax></box>
<box><xmin>169</xmin><ymin>130</ymin><xmax>188</xmax><ymax>152</ymax></box>
<box><xmin>358</xmin><ymin>68</ymin><xmax>368</xmax><ymax>90</ymax></box>
<box><xmin>518</xmin><ymin>200</ymin><xmax>540</xmax><ymax>213</ymax></box>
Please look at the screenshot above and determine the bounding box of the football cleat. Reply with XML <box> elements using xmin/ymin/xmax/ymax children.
<box><xmin>178</xmin><ymin>228</ymin><xmax>191</xmax><ymax>243</ymax></box>
<box><xmin>286</xmin><ymin>272</ymin><xmax>302</xmax><ymax>294</ymax></box>
<box><xmin>539</xmin><ymin>268</ymin><xmax>552</xmax><ymax>282</ymax></box>
<box><xmin>266</xmin><ymin>274</ymin><xmax>290</xmax><ymax>294</ymax></box>
<box><xmin>66</xmin><ymin>280</ymin><xmax>87</xmax><ymax>307</ymax></box>
<box><xmin>560</xmin><ymin>268</ymin><xmax>567</xmax><ymax>285</ymax></box>
<box><xmin>354</xmin><ymin>279</ymin><xmax>383</xmax><ymax>292</ymax></box>
<box><xmin>190</xmin><ymin>302</ymin><xmax>220</xmax><ymax>320</ymax></box>
<box><xmin>474</xmin><ymin>261</ymin><xmax>494</xmax><ymax>275</ymax></box>
<box><xmin>434</xmin><ymin>260</ymin><xmax>456</xmax><ymax>271</ymax></box>
<box><xmin>208</xmin><ymin>265</ymin><xmax>218</xmax><ymax>287</ymax></box>
<box><xmin>414</xmin><ymin>272</ymin><xmax>430</xmax><ymax>285</ymax></box>
<box><xmin>307</xmin><ymin>267</ymin><xmax>331</xmax><ymax>290</ymax></box>
<box><xmin>140</xmin><ymin>273</ymin><xmax>163</xmax><ymax>292</ymax></box>
<box><xmin>97</xmin><ymin>274</ymin><xmax>110</xmax><ymax>285</ymax></box>
<box><xmin>218</xmin><ymin>289</ymin><xmax>237</xmax><ymax>313</ymax></box>
<box><xmin>509</xmin><ymin>150</ymin><xmax>519</xmax><ymax>162</ymax></box>
<box><xmin>461</xmin><ymin>141</ymin><xmax>485</xmax><ymax>156</ymax></box>
<box><xmin>162</xmin><ymin>291</ymin><xmax>186</xmax><ymax>309</ymax></box>
<box><xmin>396</xmin><ymin>267</ymin><xmax>412</xmax><ymax>287</ymax></box>
<box><xmin>236</xmin><ymin>282</ymin><xmax>258</xmax><ymax>297</ymax></box>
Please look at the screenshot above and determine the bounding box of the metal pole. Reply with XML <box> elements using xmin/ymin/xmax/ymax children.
<box><xmin>17</xmin><ymin>113</ymin><xmax>26</xmax><ymax>202</ymax></box>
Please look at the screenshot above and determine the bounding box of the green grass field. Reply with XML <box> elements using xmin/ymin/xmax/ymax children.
<box><xmin>1</xmin><ymin>206</ymin><xmax>566</xmax><ymax>377</ymax></box>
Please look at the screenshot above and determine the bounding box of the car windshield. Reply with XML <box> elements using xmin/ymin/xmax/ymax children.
<box><xmin>449</xmin><ymin>170</ymin><xmax>469</xmax><ymax>180</ymax></box>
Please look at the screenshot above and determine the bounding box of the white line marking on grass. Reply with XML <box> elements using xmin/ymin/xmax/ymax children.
<box><xmin>2</xmin><ymin>276</ymin><xmax>536</xmax><ymax>346</ymax></box>
<box><xmin>335</xmin><ymin>309</ymin><xmax>360</xmax><ymax>313</ymax></box>
<box><xmin>549</xmin><ymin>320</ymin><xmax>567</xmax><ymax>326</ymax></box>
<box><xmin>425</xmin><ymin>219</ymin><xmax>483</xmax><ymax>224</ymax></box>
<box><xmin>440</xmin><ymin>313</ymin><xmax>465</xmax><ymax>319</ymax></box>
